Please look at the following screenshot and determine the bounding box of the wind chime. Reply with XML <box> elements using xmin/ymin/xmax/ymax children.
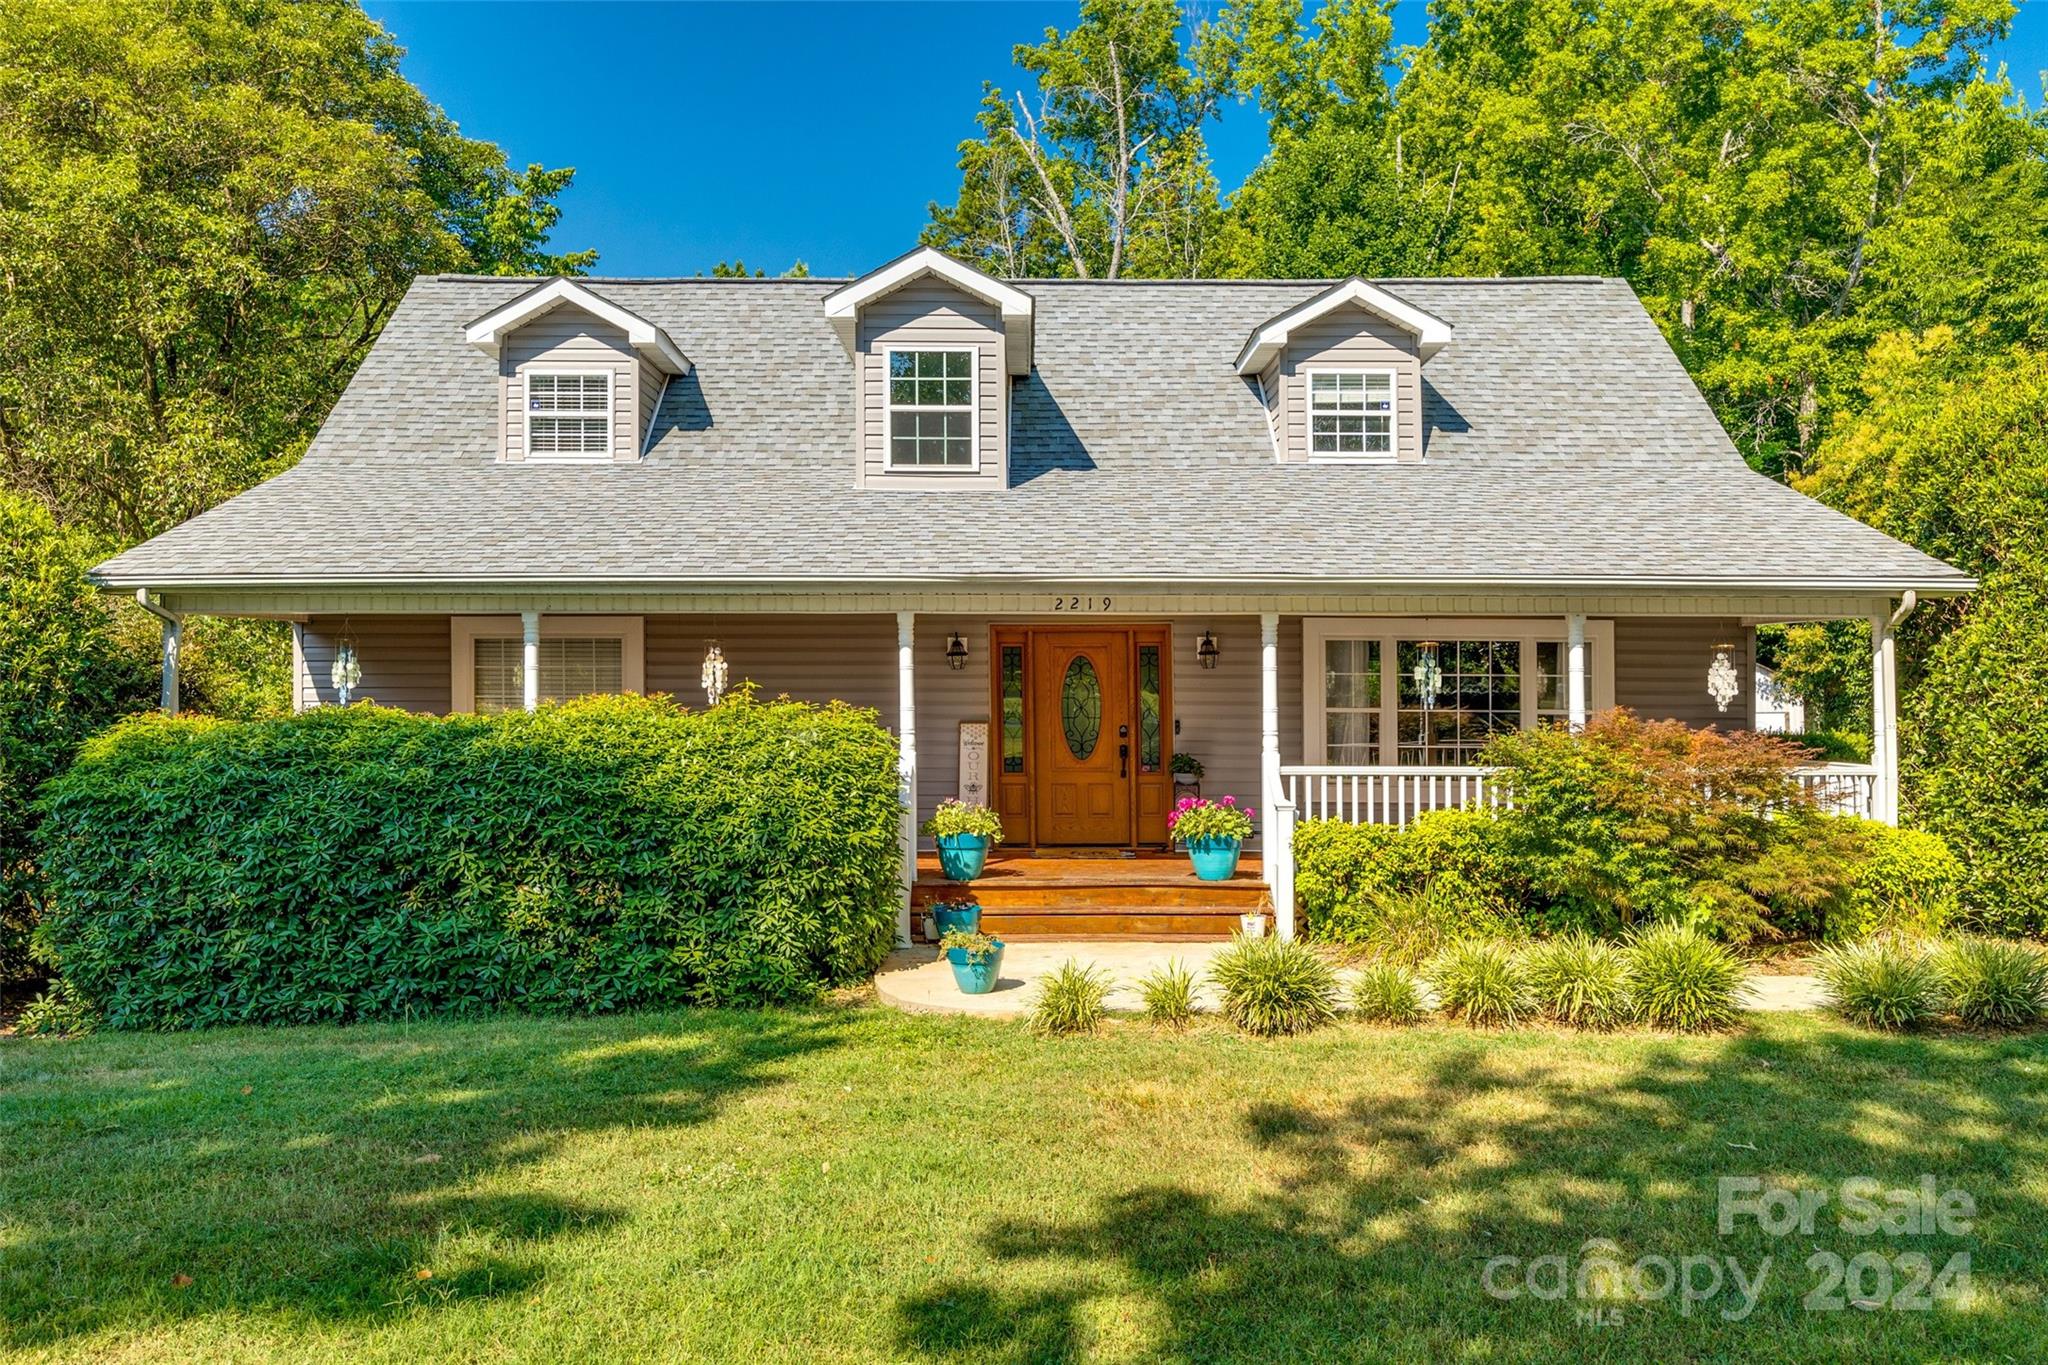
<box><xmin>329</xmin><ymin>617</ymin><xmax>362</xmax><ymax>705</ymax></box>
<box><xmin>1412</xmin><ymin>641</ymin><xmax>1443</xmax><ymax>764</ymax></box>
<box><xmin>700</xmin><ymin>615</ymin><xmax>728</xmax><ymax>706</ymax></box>
<box><xmin>1707</xmin><ymin>642</ymin><xmax>1741</xmax><ymax>714</ymax></box>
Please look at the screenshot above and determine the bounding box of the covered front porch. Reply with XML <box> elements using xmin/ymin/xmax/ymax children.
<box><xmin>137</xmin><ymin>583</ymin><xmax>1915</xmax><ymax>945</ymax></box>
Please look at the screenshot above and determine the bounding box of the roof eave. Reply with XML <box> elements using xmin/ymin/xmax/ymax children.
<box><xmin>462</xmin><ymin>278</ymin><xmax>693</xmax><ymax>375</ymax></box>
<box><xmin>1234</xmin><ymin>277</ymin><xmax>1455</xmax><ymax>374</ymax></box>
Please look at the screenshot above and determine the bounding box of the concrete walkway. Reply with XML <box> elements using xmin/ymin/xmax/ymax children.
<box><xmin>874</xmin><ymin>940</ymin><xmax>1830</xmax><ymax>1019</ymax></box>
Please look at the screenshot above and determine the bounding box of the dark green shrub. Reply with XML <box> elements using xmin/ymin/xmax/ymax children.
<box><xmin>1</xmin><ymin>494</ymin><xmax>155</xmax><ymax>985</ymax></box>
<box><xmin>33</xmin><ymin>694</ymin><xmax>903</xmax><ymax>1027</ymax></box>
<box><xmin>1350</xmin><ymin>961</ymin><xmax>1425</xmax><ymax>1024</ymax></box>
<box><xmin>1827</xmin><ymin>821</ymin><xmax>1962</xmax><ymax>941</ymax></box>
<box><xmin>1137</xmin><ymin>958</ymin><xmax>1200</xmax><ymax>1028</ymax></box>
<box><xmin>1909</xmin><ymin>567</ymin><xmax>2048</xmax><ymax>936</ymax></box>
<box><xmin>1031</xmin><ymin>960</ymin><xmax>1111</xmax><ymax>1037</ymax></box>
<box><xmin>1209</xmin><ymin>934</ymin><xmax>1340</xmax><ymax>1037</ymax></box>
<box><xmin>1425</xmin><ymin>939</ymin><xmax>1531</xmax><ymax>1028</ymax></box>
<box><xmin>1814</xmin><ymin>938</ymin><xmax>1941</xmax><ymax>1031</ymax></box>
<box><xmin>1521</xmin><ymin>933</ymin><xmax>1633</xmax><ymax>1029</ymax></box>
<box><xmin>1935</xmin><ymin>937</ymin><xmax>2048</xmax><ymax>1028</ymax></box>
<box><xmin>1777</xmin><ymin>730</ymin><xmax>1872</xmax><ymax>764</ymax></box>
<box><xmin>1622</xmin><ymin>923</ymin><xmax>1747</xmax><ymax>1032</ymax></box>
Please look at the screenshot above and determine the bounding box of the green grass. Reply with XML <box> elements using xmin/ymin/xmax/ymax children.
<box><xmin>4</xmin><ymin>1006</ymin><xmax>2047</xmax><ymax>1361</ymax></box>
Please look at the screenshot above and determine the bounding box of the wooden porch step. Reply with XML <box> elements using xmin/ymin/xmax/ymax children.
<box><xmin>912</xmin><ymin>880</ymin><xmax>1267</xmax><ymax>910</ymax></box>
<box><xmin>967</xmin><ymin>905</ymin><xmax>1243</xmax><ymax>941</ymax></box>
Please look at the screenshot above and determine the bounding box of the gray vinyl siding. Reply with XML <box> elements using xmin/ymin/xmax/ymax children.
<box><xmin>500</xmin><ymin>304</ymin><xmax>640</xmax><ymax>464</ymax></box>
<box><xmin>1275</xmin><ymin>304</ymin><xmax>1425</xmax><ymax>464</ymax></box>
<box><xmin>855</xmin><ymin>278</ymin><xmax>1008</xmax><ymax>490</ymax></box>
<box><xmin>645</xmin><ymin>614</ymin><xmax>897</xmax><ymax>713</ymax></box>
<box><xmin>298</xmin><ymin>615</ymin><xmax>454</xmax><ymax>712</ymax></box>
<box><xmin>636</xmin><ymin>359</ymin><xmax>668</xmax><ymax>454</ymax></box>
<box><xmin>1613</xmin><ymin>616</ymin><xmax>1756</xmax><ymax>729</ymax></box>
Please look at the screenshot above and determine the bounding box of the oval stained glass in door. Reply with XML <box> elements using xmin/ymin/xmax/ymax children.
<box><xmin>1061</xmin><ymin>655</ymin><xmax>1102</xmax><ymax>760</ymax></box>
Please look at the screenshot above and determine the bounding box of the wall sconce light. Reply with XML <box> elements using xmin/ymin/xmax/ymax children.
<box><xmin>1196</xmin><ymin>630</ymin><xmax>1220</xmax><ymax>670</ymax></box>
<box><xmin>1707</xmin><ymin>642</ymin><xmax>1740</xmax><ymax>714</ymax></box>
<box><xmin>945</xmin><ymin>632</ymin><xmax>969</xmax><ymax>671</ymax></box>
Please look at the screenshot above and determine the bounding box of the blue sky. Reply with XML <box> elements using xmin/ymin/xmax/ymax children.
<box><xmin>361</xmin><ymin>0</ymin><xmax>2048</xmax><ymax>278</ymax></box>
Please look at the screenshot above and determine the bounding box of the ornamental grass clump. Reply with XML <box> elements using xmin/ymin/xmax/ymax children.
<box><xmin>1351</xmin><ymin>961</ymin><xmax>1425</xmax><ymax>1025</ymax></box>
<box><xmin>1935</xmin><ymin>937</ymin><xmax>2048</xmax><ymax>1028</ymax></box>
<box><xmin>1137</xmin><ymin>959</ymin><xmax>1201</xmax><ymax>1029</ymax></box>
<box><xmin>1622</xmin><ymin>923</ymin><xmax>1747</xmax><ymax>1032</ymax></box>
<box><xmin>1208</xmin><ymin>934</ymin><xmax>1339</xmax><ymax>1037</ymax></box>
<box><xmin>1167</xmin><ymin>795</ymin><xmax>1256</xmax><ymax>844</ymax></box>
<box><xmin>1030</xmin><ymin>960</ymin><xmax>1111</xmax><ymax>1038</ymax></box>
<box><xmin>1425</xmin><ymin>939</ymin><xmax>1531</xmax><ymax>1028</ymax></box>
<box><xmin>1522</xmin><ymin>933</ymin><xmax>1634</xmax><ymax>1029</ymax></box>
<box><xmin>1813</xmin><ymin>937</ymin><xmax>1942</xmax><ymax>1031</ymax></box>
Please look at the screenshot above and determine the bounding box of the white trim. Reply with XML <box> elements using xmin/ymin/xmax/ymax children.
<box><xmin>1252</xmin><ymin>372</ymin><xmax>1283</xmax><ymax>460</ymax></box>
<box><xmin>1301</xmin><ymin>616</ymin><xmax>1616</xmax><ymax>764</ymax></box>
<box><xmin>521</xmin><ymin>366</ymin><xmax>615</xmax><ymax>463</ymax></box>
<box><xmin>1236</xmin><ymin>278</ymin><xmax>1454</xmax><ymax>374</ymax></box>
<box><xmin>449</xmin><ymin>614</ymin><xmax>646</xmax><ymax>713</ymax></box>
<box><xmin>823</xmin><ymin>247</ymin><xmax>1033</xmax><ymax>375</ymax></box>
<box><xmin>1303</xmin><ymin>366</ymin><xmax>1398</xmax><ymax>463</ymax></box>
<box><xmin>465</xmin><ymin>278</ymin><xmax>691</xmax><ymax>375</ymax></box>
<box><xmin>896</xmin><ymin>611</ymin><xmax>917</xmax><ymax>947</ymax></box>
<box><xmin>882</xmin><ymin>346</ymin><xmax>981</xmax><ymax>473</ymax></box>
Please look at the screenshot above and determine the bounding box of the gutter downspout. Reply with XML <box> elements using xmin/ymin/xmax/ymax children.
<box><xmin>134</xmin><ymin>589</ymin><xmax>184</xmax><ymax>715</ymax></box>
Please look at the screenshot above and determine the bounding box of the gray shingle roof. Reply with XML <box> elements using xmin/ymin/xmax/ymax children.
<box><xmin>95</xmin><ymin>274</ymin><xmax>1970</xmax><ymax>593</ymax></box>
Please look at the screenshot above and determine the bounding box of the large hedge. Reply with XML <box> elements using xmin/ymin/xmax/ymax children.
<box><xmin>1</xmin><ymin>493</ymin><xmax>155</xmax><ymax>985</ymax></box>
<box><xmin>33</xmin><ymin>693</ymin><xmax>903</xmax><ymax>1027</ymax></box>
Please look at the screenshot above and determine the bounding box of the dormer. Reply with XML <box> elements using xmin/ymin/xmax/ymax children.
<box><xmin>465</xmin><ymin>279</ymin><xmax>690</xmax><ymax>464</ymax></box>
<box><xmin>823</xmin><ymin>247</ymin><xmax>1034</xmax><ymax>490</ymax></box>
<box><xmin>1236</xmin><ymin>279</ymin><xmax>1452</xmax><ymax>465</ymax></box>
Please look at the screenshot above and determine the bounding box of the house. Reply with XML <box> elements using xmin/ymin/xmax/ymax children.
<box><xmin>1753</xmin><ymin>664</ymin><xmax>1808</xmax><ymax>734</ymax></box>
<box><xmin>93</xmin><ymin>248</ymin><xmax>1973</xmax><ymax>941</ymax></box>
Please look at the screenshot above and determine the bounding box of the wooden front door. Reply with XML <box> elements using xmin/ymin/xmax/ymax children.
<box><xmin>992</xmin><ymin>624</ymin><xmax>1173</xmax><ymax>848</ymax></box>
<box><xmin>1033</xmin><ymin>629</ymin><xmax>1134</xmax><ymax>846</ymax></box>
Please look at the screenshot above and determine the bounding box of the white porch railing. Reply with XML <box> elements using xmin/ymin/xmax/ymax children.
<box><xmin>1283</xmin><ymin>765</ymin><xmax>1506</xmax><ymax>829</ymax></box>
<box><xmin>1279</xmin><ymin>761</ymin><xmax>1878</xmax><ymax>829</ymax></box>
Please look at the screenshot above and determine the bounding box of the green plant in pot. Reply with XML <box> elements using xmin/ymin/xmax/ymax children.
<box><xmin>940</xmin><ymin>927</ymin><xmax>1006</xmax><ymax>995</ymax></box>
<box><xmin>1170</xmin><ymin>752</ymin><xmax>1203</xmax><ymax>795</ymax></box>
<box><xmin>1169</xmin><ymin>794</ymin><xmax>1255</xmax><ymax>881</ymax></box>
<box><xmin>927</xmin><ymin>899</ymin><xmax>982</xmax><ymax>940</ymax></box>
<box><xmin>922</xmin><ymin>799</ymin><xmax>1003</xmax><ymax>881</ymax></box>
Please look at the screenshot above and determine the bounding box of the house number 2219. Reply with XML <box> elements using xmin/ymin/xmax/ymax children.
<box><xmin>1050</xmin><ymin>595</ymin><xmax>1113</xmax><ymax>611</ymax></box>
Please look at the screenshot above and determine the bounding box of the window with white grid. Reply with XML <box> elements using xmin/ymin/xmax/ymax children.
<box><xmin>526</xmin><ymin>370</ymin><xmax>613</xmax><ymax>459</ymax></box>
<box><xmin>1308</xmin><ymin>369</ymin><xmax>1395</xmax><ymax>459</ymax></box>
<box><xmin>885</xmin><ymin>348</ymin><xmax>976</xmax><ymax>468</ymax></box>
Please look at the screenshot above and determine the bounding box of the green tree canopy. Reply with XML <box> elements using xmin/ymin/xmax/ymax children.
<box><xmin>0</xmin><ymin>0</ymin><xmax>594</xmax><ymax>542</ymax></box>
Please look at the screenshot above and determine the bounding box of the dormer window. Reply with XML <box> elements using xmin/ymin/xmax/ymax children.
<box><xmin>526</xmin><ymin>370</ymin><xmax>613</xmax><ymax>459</ymax></box>
<box><xmin>887</xmin><ymin>348</ymin><xmax>976</xmax><ymax>468</ymax></box>
<box><xmin>1309</xmin><ymin>369</ymin><xmax>1395</xmax><ymax>460</ymax></box>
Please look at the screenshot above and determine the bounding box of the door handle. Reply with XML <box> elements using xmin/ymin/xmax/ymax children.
<box><xmin>1119</xmin><ymin>742</ymin><xmax>1129</xmax><ymax>778</ymax></box>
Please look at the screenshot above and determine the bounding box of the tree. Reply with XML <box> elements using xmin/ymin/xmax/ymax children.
<box><xmin>924</xmin><ymin>0</ymin><xmax>1225</xmax><ymax>278</ymax></box>
<box><xmin>1391</xmin><ymin>0</ymin><xmax>2037</xmax><ymax>475</ymax></box>
<box><xmin>0</xmin><ymin>0</ymin><xmax>595</xmax><ymax>543</ymax></box>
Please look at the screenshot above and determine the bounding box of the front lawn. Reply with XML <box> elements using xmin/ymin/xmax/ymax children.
<box><xmin>3</xmin><ymin>1007</ymin><xmax>2044</xmax><ymax>1361</ymax></box>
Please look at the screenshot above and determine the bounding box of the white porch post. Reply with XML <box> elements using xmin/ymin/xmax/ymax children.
<box><xmin>1260</xmin><ymin>612</ymin><xmax>1292</xmax><ymax>936</ymax></box>
<box><xmin>135</xmin><ymin>590</ymin><xmax>181</xmax><ymax>715</ymax></box>
<box><xmin>896</xmin><ymin>610</ymin><xmax>917</xmax><ymax>947</ymax></box>
<box><xmin>1872</xmin><ymin>608</ymin><xmax>1899</xmax><ymax>825</ymax></box>
<box><xmin>521</xmin><ymin>611</ymin><xmax>541</xmax><ymax>713</ymax></box>
<box><xmin>1566</xmin><ymin>612</ymin><xmax>1588</xmax><ymax>732</ymax></box>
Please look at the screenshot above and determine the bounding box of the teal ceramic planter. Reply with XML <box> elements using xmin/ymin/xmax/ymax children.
<box><xmin>946</xmin><ymin>941</ymin><xmax>1005</xmax><ymax>995</ymax></box>
<box><xmin>931</xmin><ymin>902</ymin><xmax>982</xmax><ymax>939</ymax></box>
<box><xmin>935</xmin><ymin>832</ymin><xmax>992</xmax><ymax>881</ymax></box>
<box><xmin>1186</xmin><ymin>835</ymin><xmax>1243</xmax><ymax>882</ymax></box>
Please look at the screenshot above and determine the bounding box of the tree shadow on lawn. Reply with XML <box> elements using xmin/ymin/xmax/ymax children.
<box><xmin>898</xmin><ymin>1025</ymin><xmax>2048</xmax><ymax>1363</ymax></box>
<box><xmin>0</xmin><ymin>1007</ymin><xmax>849</xmax><ymax>1350</ymax></box>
